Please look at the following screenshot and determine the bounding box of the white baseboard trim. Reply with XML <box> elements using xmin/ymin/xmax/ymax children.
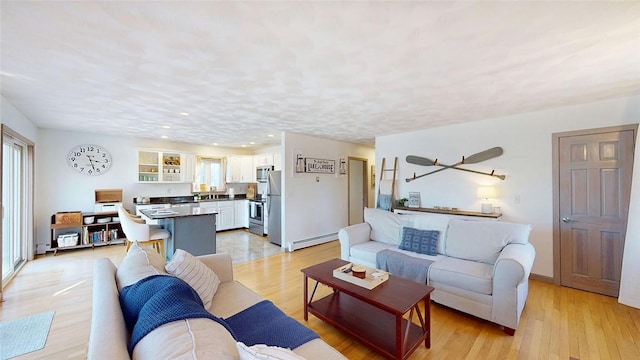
<box><xmin>287</xmin><ymin>233</ymin><xmax>338</xmax><ymax>252</ymax></box>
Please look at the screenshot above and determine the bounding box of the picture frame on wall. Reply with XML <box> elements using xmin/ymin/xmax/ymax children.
<box><xmin>371</xmin><ymin>165</ymin><xmax>376</xmax><ymax>188</ymax></box>
<box><xmin>408</xmin><ymin>192</ymin><xmax>421</xmax><ymax>208</ymax></box>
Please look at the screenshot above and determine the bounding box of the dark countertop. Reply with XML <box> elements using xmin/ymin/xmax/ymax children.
<box><xmin>134</xmin><ymin>195</ymin><xmax>251</xmax><ymax>205</ymax></box>
<box><xmin>198</xmin><ymin>197</ymin><xmax>251</xmax><ymax>203</ymax></box>
<box><xmin>140</xmin><ymin>207</ymin><xmax>218</xmax><ymax>219</ymax></box>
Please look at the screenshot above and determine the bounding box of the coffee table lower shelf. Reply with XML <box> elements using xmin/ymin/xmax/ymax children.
<box><xmin>308</xmin><ymin>291</ymin><xmax>427</xmax><ymax>360</ymax></box>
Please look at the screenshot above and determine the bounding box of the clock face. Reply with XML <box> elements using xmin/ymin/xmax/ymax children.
<box><xmin>67</xmin><ymin>144</ymin><xmax>112</xmax><ymax>176</ymax></box>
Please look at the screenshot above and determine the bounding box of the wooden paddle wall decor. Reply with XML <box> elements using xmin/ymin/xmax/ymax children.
<box><xmin>406</xmin><ymin>147</ymin><xmax>506</xmax><ymax>182</ymax></box>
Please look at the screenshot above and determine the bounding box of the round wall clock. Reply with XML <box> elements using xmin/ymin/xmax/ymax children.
<box><xmin>67</xmin><ymin>144</ymin><xmax>112</xmax><ymax>176</ymax></box>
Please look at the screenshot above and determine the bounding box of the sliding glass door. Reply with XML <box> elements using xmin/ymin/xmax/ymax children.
<box><xmin>2</xmin><ymin>128</ymin><xmax>31</xmax><ymax>284</ymax></box>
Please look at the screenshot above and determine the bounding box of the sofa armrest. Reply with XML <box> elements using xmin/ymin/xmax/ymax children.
<box><xmin>493</xmin><ymin>243</ymin><xmax>536</xmax><ymax>286</ymax></box>
<box><xmin>88</xmin><ymin>258</ymin><xmax>130</xmax><ymax>360</ymax></box>
<box><xmin>338</xmin><ymin>222</ymin><xmax>372</xmax><ymax>261</ymax></box>
<box><xmin>491</xmin><ymin>243</ymin><xmax>536</xmax><ymax>330</ymax></box>
<box><xmin>197</xmin><ymin>253</ymin><xmax>234</xmax><ymax>282</ymax></box>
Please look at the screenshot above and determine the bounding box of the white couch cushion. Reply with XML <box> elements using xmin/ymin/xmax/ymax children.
<box><xmin>166</xmin><ymin>249</ymin><xmax>220</xmax><ymax>309</ymax></box>
<box><xmin>350</xmin><ymin>241</ymin><xmax>397</xmax><ymax>268</ymax></box>
<box><xmin>237</xmin><ymin>342</ymin><xmax>305</xmax><ymax>360</ymax></box>
<box><xmin>208</xmin><ymin>281</ymin><xmax>263</xmax><ymax>318</ymax></box>
<box><xmin>429</xmin><ymin>257</ymin><xmax>493</xmax><ymax>295</ymax></box>
<box><xmin>133</xmin><ymin>318</ymin><xmax>238</xmax><ymax>359</ymax></box>
<box><xmin>445</xmin><ymin>219</ymin><xmax>532</xmax><ymax>264</ymax></box>
<box><xmin>396</xmin><ymin>213</ymin><xmax>452</xmax><ymax>254</ymax></box>
<box><xmin>409</xmin><ymin>214</ymin><xmax>454</xmax><ymax>254</ymax></box>
<box><xmin>116</xmin><ymin>242</ymin><xmax>167</xmax><ymax>291</ymax></box>
<box><xmin>364</xmin><ymin>207</ymin><xmax>400</xmax><ymax>245</ymax></box>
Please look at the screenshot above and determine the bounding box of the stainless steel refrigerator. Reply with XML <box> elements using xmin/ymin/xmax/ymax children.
<box><xmin>267</xmin><ymin>170</ymin><xmax>282</xmax><ymax>246</ymax></box>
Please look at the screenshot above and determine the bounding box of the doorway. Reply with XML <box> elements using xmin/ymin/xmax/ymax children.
<box><xmin>553</xmin><ymin>125</ymin><xmax>637</xmax><ymax>297</ymax></box>
<box><xmin>1</xmin><ymin>125</ymin><xmax>35</xmax><ymax>294</ymax></box>
<box><xmin>348</xmin><ymin>157</ymin><xmax>368</xmax><ymax>225</ymax></box>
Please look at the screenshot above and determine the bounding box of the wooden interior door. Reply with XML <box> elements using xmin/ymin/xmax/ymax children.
<box><xmin>558</xmin><ymin>127</ymin><xmax>635</xmax><ymax>297</ymax></box>
<box><xmin>348</xmin><ymin>158</ymin><xmax>368</xmax><ymax>225</ymax></box>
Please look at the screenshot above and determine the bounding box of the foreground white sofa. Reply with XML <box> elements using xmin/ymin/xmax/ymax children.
<box><xmin>339</xmin><ymin>208</ymin><xmax>535</xmax><ymax>335</ymax></box>
<box><xmin>88</xmin><ymin>244</ymin><xmax>346</xmax><ymax>359</ymax></box>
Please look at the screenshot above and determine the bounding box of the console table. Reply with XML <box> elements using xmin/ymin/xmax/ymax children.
<box><xmin>394</xmin><ymin>206</ymin><xmax>502</xmax><ymax>219</ymax></box>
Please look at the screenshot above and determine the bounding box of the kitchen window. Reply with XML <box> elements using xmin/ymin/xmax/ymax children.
<box><xmin>196</xmin><ymin>156</ymin><xmax>226</xmax><ymax>191</ymax></box>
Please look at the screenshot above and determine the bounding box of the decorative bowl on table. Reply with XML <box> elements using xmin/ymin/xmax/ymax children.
<box><xmin>351</xmin><ymin>265</ymin><xmax>366</xmax><ymax>279</ymax></box>
<box><xmin>84</xmin><ymin>216</ymin><xmax>95</xmax><ymax>225</ymax></box>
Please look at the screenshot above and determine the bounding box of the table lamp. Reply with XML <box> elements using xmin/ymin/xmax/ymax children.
<box><xmin>477</xmin><ymin>186</ymin><xmax>497</xmax><ymax>214</ymax></box>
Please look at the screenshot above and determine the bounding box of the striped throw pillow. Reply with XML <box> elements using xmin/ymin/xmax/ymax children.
<box><xmin>165</xmin><ymin>249</ymin><xmax>220</xmax><ymax>309</ymax></box>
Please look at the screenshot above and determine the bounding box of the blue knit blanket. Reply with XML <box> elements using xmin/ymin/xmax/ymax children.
<box><xmin>376</xmin><ymin>249</ymin><xmax>434</xmax><ymax>284</ymax></box>
<box><xmin>225</xmin><ymin>300</ymin><xmax>319</xmax><ymax>349</ymax></box>
<box><xmin>119</xmin><ymin>275</ymin><xmax>235</xmax><ymax>355</ymax></box>
<box><xmin>120</xmin><ymin>276</ymin><xmax>319</xmax><ymax>354</ymax></box>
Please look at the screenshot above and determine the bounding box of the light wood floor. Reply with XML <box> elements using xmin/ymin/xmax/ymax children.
<box><xmin>2</xmin><ymin>240</ymin><xmax>639</xmax><ymax>360</ymax></box>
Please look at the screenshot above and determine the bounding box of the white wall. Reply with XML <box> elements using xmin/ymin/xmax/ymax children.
<box><xmin>619</xmin><ymin>141</ymin><xmax>640</xmax><ymax>309</ymax></box>
<box><xmin>376</xmin><ymin>95</ymin><xmax>639</xmax><ymax>280</ymax></box>
<box><xmin>1</xmin><ymin>96</ymin><xmax>38</xmax><ymax>142</ymax></box>
<box><xmin>282</xmin><ymin>133</ymin><xmax>375</xmax><ymax>250</ymax></box>
<box><xmin>35</xmin><ymin>129</ymin><xmax>252</xmax><ymax>251</ymax></box>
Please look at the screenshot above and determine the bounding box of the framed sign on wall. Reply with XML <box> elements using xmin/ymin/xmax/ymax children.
<box><xmin>305</xmin><ymin>158</ymin><xmax>335</xmax><ymax>174</ymax></box>
<box><xmin>408</xmin><ymin>192</ymin><xmax>421</xmax><ymax>208</ymax></box>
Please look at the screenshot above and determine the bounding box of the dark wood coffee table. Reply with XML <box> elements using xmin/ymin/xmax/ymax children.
<box><xmin>301</xmin><ymin>259</ymin><xmax>434</xmax><ymax>360</ymax></box>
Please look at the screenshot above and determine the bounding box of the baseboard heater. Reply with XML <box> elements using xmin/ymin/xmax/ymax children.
<box><xmin>287</xmin><ymin>233</ymin><xmax>338</xmax><ymax>252</ymax></box>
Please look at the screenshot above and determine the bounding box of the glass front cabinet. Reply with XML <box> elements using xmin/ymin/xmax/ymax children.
<box><xmin>137</xmin><ymin>149</ymin><xmax>194</xmax><ymax>183</ymax></box>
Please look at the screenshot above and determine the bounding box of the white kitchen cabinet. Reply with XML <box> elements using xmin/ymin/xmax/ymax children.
<box><xmin>253</xmin><ymin>153</ymin><xmax>274</xmax><ymax>168</ymax></box>
<box><xmin>181</xmin><ymin>152</ymin><xmax>196</xmax><ymax>183</ymax></box>
<box><xmin>240</xmin><ymin>156</ymin><xmax>254</xmax><ymax>182</ymax></box>
<box><xmin>199</xmin><ymin>201</ymin><xmax>236</xmax><ymax>231</ymax></box>
<box><xmin>137</xmin><ymin>149</ymin><xmax>193</xmax><ymax>183</ymax></box>
<box><xmin>225</xmin><ymin>156</ymin><xmax>241</xmax><ymax>182</ymax></box>
<box><xmin>198</xmin><ymin>201</ymin><xmax>217</xmax><ymax>210</ymax></box>
<box><xmin>263</xmin><ymin>201</ymin><xmax>269</xmax><ymax>235</ymax></box>
<box><xmin>234</xmin><ymin>200</ymin><xmax>248</xmax><ymax>228</ymax></box>
<box><xmin>273</xmin><ymin>153</ymin><xmax>282</xmax><ymax>171</ymax></box>
<box><xmin>226</xmin><ymin>155</ymin><xmax>254</xmax><ymax>182</ymax></box>
<box><xmin>216</xmin><ymin>201</ymin><xmax>235</xmax><ymax>231</ymax></box>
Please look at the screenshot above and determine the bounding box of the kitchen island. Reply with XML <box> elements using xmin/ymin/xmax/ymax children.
<box><xmin>140</xmin><ymin>207</ymin><xmax>217</xmax><ymax>259</ymax></box>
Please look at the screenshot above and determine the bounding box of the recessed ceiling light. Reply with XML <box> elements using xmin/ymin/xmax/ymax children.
<box><xmin>241</xmin><ymin>144</ymin><xmax>247</xmax><ymax>148</ymax></box>
<box><xmin>249</xmin><ymin>142</ymin><xmax>255</xmax><ymax>145</ymax></box>
<box><xmin>162</xmin><ymin>125</ymin><xmax>171</xmax><ymax>129</ymax></box>
<box><xmin>267</xmin><ymin>134</ymin><xmax>274</xmax><ymax>137</ymax></box>
<box><xmin>212</xmin><ymin>143</ymin><xmax>219</xmax><ymax>146</ymax></box>
<box><xmin>179</xmin><ymin>112</ymin><xmax>190</xmax><ymax>116</ymax></box>
<box><xmin>161</xmin><ymin>135</ymin><xmax>168</xmax><ymax>139</ymax></box>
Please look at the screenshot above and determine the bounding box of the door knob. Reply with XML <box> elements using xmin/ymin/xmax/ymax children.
<box><xmin>562</xmin><ymin>217</ymin><xmax>573</xmax><ymax>223</ymax></box>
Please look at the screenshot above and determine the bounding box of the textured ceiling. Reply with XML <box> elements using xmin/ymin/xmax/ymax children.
<box><xmin>1</xmin><ymin>1</ymin><xmax>639</xmax><ymax>148</ymax></box>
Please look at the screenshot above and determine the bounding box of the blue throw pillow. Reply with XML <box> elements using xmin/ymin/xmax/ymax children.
<box><xmin>398</xmin><ymin>227</ymin><xmax>440</xmax><ymax>256</ymax></box>
<box><xmin>377</xmin><ymin>194</ymin><xmax>391</xmax><ymax>211</ymax></box>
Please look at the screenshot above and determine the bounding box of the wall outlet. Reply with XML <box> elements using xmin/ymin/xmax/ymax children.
<box><xmin>514</xmin><ymin>195</ymin><xmax>521</xmax><ymax>204</ymax></box>
<box><xmin>316</xmin><ymin>176</ymin><xmax>320</xmax><ymax>182</ymax></box>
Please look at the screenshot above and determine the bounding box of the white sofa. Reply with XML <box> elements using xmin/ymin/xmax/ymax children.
<box><xmin>88</xmin><ymin>243</ymin><xmax>346</xmax><ymax>359</ymax></box>
<box><xmin>338</xmin><ymin>208</ymin><xmax>535</xmax><ymax>335</ymax></box>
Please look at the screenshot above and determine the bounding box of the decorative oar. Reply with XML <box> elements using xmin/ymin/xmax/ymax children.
<box><xmin>406</xmin><ymin>147</ymin><xmax>506</xmax><ymax>182</ymax></box>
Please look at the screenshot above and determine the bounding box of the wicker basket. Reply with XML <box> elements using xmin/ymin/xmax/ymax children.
<box><xmin>55</xmin><ymin>212</ymin><xmax>82</xmax><ymax>226</ymax></box>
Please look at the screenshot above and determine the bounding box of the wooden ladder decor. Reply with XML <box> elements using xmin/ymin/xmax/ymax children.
<box><xmin>377</xmin><ymin>157</ymin><xmax>398</xmax><ymax>211</ymax></box>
